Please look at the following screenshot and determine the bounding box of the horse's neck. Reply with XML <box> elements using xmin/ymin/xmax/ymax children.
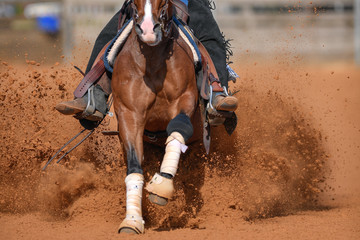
<box><xmin>140</xmin><ymin>41</ymin><xmax>171</xmax><ymax>60</ymax></box>
<box><xmin>130</xmin><ymin>37</ymin><xmax>173</xmax><ymax>70</ymax></box>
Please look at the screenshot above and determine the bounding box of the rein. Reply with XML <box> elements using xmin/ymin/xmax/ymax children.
<box><xmin>43</xmin><ymin>92</ymin><xmax>114</xmax><ymax>171</ymax></box>
<box><xmin>42</xmin><ymin>128</ymin><xmax>95</xmax><ymax>171</ymax></box>
<box><xmin>159</xmin><ymin>0</ymin><xmax>172</xmax><ymax>37</ymax></box>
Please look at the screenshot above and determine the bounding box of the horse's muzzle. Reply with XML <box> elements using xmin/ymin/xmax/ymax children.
<box><xmin>135</xmin><ymin>21</ymin><xmax>162</xmax><ymax>46</ymax></box>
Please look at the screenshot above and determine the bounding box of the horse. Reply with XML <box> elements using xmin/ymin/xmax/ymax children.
<box><xmin>111</xmin><ymin>0</ymin><xmax>201</xmax><ymax>234</ymax></box>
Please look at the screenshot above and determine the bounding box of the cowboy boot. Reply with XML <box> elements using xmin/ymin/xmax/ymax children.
<box><xmin>188</xmin><ymin>0</ymin><xmax>239</xmax><ymax>112</ymax></box>
<box><xmin>209</xmin><ymin>77</ymin><xmax>238</xmax><ymax>112</ymax></box>
<box><xmin>55</xmin><ymin>84</ymin><xmax>109</xmax><ymax>122</ymax></box>
<box><xmin>212</xmin><ymin>93</ymin><xmax>238</xmax><ymax>112</ymax></box>
<box><xmin>212</xmin><ymin>67</ymin><xmax>239</xmax><ymax>112</ymax></box>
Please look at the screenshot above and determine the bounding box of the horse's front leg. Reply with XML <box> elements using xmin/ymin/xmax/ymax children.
<box><xmin>116</xmin><ymin>108</ymin><xmax>146</xmax><ymax>234</ymax></box>
<box><xmin>146</xmin><ymin>113</ymin><xmax>194</xmax><ymax>205</ymax></box>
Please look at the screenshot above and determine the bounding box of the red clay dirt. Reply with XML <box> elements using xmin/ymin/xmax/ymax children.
<box><xmin>0</xmin><ymin>56</ymin><xmax>359</xmax><ymax>239</ymax></box>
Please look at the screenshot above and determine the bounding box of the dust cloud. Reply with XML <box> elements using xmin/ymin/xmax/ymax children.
<box><xmin>0</xmin><ymin>60</ymin><xmax>331</xmax><ymax>228</ymax></box>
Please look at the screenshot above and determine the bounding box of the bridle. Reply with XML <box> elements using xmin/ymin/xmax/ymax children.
<box><xmin>131</xmin><ymin>0</ymin><xmax>173</xmax><ymax>38</ymax></box>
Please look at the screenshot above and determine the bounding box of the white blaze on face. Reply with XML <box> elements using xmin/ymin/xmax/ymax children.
<box><xmin>140</xmin><ymin>0</ymin><xmax>156</xmax><ymax>43</ymax></box>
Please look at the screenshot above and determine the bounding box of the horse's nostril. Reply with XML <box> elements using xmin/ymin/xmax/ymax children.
<box><xmin>135</xmin><ymin>24</ymin><xmax>143</xmax><ymax>34</ymax></box>
<box><xmin>153</xmin><ymin>23</ymin><xmax>161</xmax><ymax>32</ymax></box>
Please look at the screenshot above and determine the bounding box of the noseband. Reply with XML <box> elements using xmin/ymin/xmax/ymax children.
<box><xmin>131</xmin><ymin>0</ymin><xmax>173</xmax><ymax>38</ymax></box>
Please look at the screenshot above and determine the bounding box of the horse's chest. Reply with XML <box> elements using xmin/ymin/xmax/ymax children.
<box><xmin>147</xmin><ymin>90</ymin><xmax>181</xmax><ymax>115</ymax></box>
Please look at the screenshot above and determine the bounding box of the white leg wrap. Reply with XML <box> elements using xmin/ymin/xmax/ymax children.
<box><xmin>160</xmin><ymin>132</ymin><xmax>188</xmax><ymax>177</ymax></box>
<box><xmin>125</xmin><ymin>173</ymin><xmax>144</xmax><ymax>221</ymax></box>
<box><xmin>119</xmin><ymin>173</ymin><xmax>145</xmax><ymax>234</ymax></box>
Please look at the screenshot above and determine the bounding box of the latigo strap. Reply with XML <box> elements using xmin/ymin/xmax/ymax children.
<box><xmin>73</xmin><ymin>57</ymin><xmax>106</xmax><ymax>98</ymax></box>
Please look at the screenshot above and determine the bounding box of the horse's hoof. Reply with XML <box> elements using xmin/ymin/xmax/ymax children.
<box><xmin>149</xmin><ymin>193</ymin><xmax>168</xmax><ymax>206</ymax></box>
<box><xmin>119</xmin><ymin>227</ymin><xmax>138</xmax><ymax>234</ymax></box>
<box><xmin>118</xmin><ymin>218</ymin><xmax>144</xmax><ymax>234</ymax></box>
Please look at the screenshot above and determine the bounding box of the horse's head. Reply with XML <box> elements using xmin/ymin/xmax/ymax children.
<box><xmin>132</xmin><ymin>0</ymin><xmax>173</xmax><ymax>46</ymax></box>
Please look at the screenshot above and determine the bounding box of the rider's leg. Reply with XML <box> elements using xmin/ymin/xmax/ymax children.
<box><xmin>55</xmin><ymin>75</ymin><xmax>110</xmax><ymax>121</ymax></box>
<box><xmin>55</xmin><ymin>11</ymin><xmax>120</xmax><ymax>121</ymax></box>
<box><xmin>55</xmin><ymin>38</ymin><xmax>112</xmax><ymax>121</ymax></box>
<box><xmin>188</xmin><ymin>0</ymin><xmax>238</xmax><ymax>111</ymax></box>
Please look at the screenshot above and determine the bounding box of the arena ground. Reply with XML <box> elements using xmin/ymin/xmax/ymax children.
<box><xmin>0</xmin><ymin>35</ymin><xmax>359</xmax><ymax>239</ymax></box>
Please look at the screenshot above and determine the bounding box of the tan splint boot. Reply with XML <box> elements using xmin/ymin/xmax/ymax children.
<box><xmin>146</xmin><ymin>173</ymin><xmax>174</xmax><ymax>206</ymax></box>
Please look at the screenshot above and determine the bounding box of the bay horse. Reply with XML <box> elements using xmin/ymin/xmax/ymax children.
<box><xmin>112</xmin><ymin>0</ymin><xmax>200</xmax><ymax>234</ymax></box>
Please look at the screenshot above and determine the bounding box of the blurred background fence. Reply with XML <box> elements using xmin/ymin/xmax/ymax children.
<box><xmin>0</xmin><ymin>0</ymin><xmax>358</xmax><ymax>64</ymax></box>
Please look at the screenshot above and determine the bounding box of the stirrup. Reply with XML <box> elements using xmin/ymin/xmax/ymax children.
<box><xmin>78</xmin><ymin>86</ymin><xmax>96</xmax><ymax>118</ymax></box>
<box><xmin>74</xmin><ymin>86</ymin><xmax>104</xmax><ymax>121</ymax></box>
<box><xmin>208</xmin><ymin>85</ymin><xmax>232</xmax><ymax>110</ymax></box>
<box><xmin>207</xmin><ymin>86</ymin><xmax>234</xmax><ymax>126</ymax></box>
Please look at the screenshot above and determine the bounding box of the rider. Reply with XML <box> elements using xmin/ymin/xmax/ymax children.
<box><xmin>56</xmin><ymin>0</ymin><xmax>238</xmax><ymax>123</ymax></box>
